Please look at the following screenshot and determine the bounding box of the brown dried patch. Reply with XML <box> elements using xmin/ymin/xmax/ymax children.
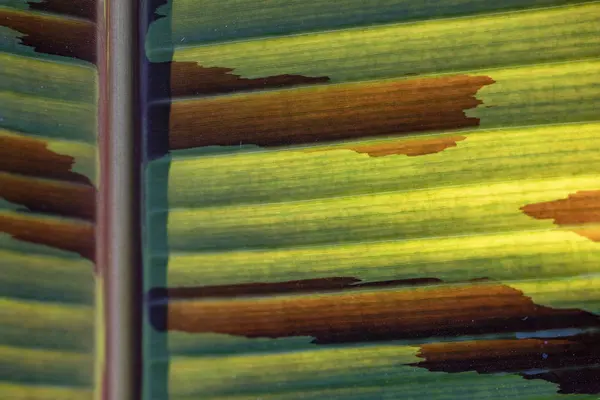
<box><xmin>28</xmin><ymin>0</ymin><xmax>96</xmax><ymax>21</ymax></box>
<box><xmin>166</xmin><ymin>75</ymin><xmax>495</xmax><ymax>149</ymax></box>
<box><xmin>521</xmin><ymin>191</ymin><xmax>600</xmax><ymax>225</ymax></box>
<box><xmin>0</xmin><ymin>212</ymin><xmax>94</xmax><ymax>260</ymax></box>
<box><xmin>153</xmin><ymin>277</ymin><xmax>443</xmax><ymax>300</ymax></box>
<box><xmin>170</xmin><ymin>62</ymin><xmax>330</xmax><ymax>98</ymax></box>
<box><xmin>521</xmin><ymin>190</ymin><xmax>600</xmax><ymax>241</ymax></box>
<box><xmin>0</xmin><ymin>9</ymin><xmax>95</xmax><ymax>63</ymax></box>
<box><xmin>0</xmin><ymin>172</ymin><xmax>95</xmax><ymax>220</ymax></box>
<box><xmin>413</xmin><ymin>336</ymin><xmax>598</xmax><ymax>374</ymax></box>
<box><xmin>161</xmin><ymin>283</ymin><xmax>600</xmax><ymax>344</ymax></box>
<box><xmin>310</xmin><ymin>135</ymin><xmax>467</xmax><ymax>157</ymax></box>
<box><xmin>0</xmin><ymin>133</ymin><xmax>92</xmax><ymax>185</ymax></box>
<box><xmin>523</xmin><ymin>366</ymin><xmax>600</xmax><ymax>394</ymax></box>
<box><xmin>413</xmin><ymin>334</ymin><xmax>600</xmax><ymax>394</ymax></box>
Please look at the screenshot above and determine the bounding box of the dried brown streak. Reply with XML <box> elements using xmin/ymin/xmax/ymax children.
<box><xmin>521</xmin><ymin>190</ymin><xmax>600</xmax><ymax>241</ymax></box>
<box><xmin>309</xmin><ymin>135</ymin><xmax>467</xmax><ymax>157</ymax></box>
<box><xmin>413</xmin><ymin>334</ymin><xmax>600</xmax><ymax>394</ymax></box>
<box><xmin>28</xmin><ymin>0</ymin><xmax>96</xmax><ymax>21</ymax></box>
<box><xmin>170</xmin><ymin>62</ymin><xmax>331</xmax><ymax>98</ymax></box>
<box><xmin>167</xmin><ymin>75</ymin><xmax>495</xmax><ymax>149</ymax></box>
<box><xmin>0</xmin><ymin>172</ymin><xmax>95</xmax><ymax>220</ymax></box>
<box><xmin>0</xmin><ymin>134</ymin><xmax>92</xmax><ymax>185</ymax></box>
<box><xmin>164</xmin><ymin>283</ymin><xmax>600</xmax><ymax>344</ymax></box>
<box><xmin>0</xmin><ymin>9</ymin><xmax>96</xmax><ymax>63</ymax></box>
<box><xmin>157</xmin><ymin>277</ymin><xmax>443</xmax><ymax>300</ymax></box>
<box><xmin>413</xmin><ymin>336</ymin><xmax>600</xmax><ymax>374</ymax></box>
<box><xmin>0</xmin><ymin>212</ymin><xmax>94</xmax><ymax>260</ymax></box>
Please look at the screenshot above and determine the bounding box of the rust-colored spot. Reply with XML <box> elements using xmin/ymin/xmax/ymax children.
<box><xmin>413</xmin><ymin>333</ymin><xmax>600</xmax><ymax>394</ymax></box>
<box><xmin>152</xmin><ymin>277</ymin><xmax>443</xmax><ymax>300</ymax></box>
<box><xmin>0</xmin><ymin>212</ymin><xmax>94</xmax><ymax>260</ymax></box>
<box><xmin>160</xmin><ymin>283</ymin><xmax>600</xmax><ymax>344</ymax></box>
<box><xmin>166</xmin><ymin>74</ymin><xmax>495</xmax><ymax>149</ymax></box>
<box><xmin>0</xmin><ymin>9</ymin><xmax>96</xmax><ymax>63</ymax></box>
<box><xmin>0</xmin><ymin>172</ymin><xmax>95</xmax><ymax>221</ymax></box>
<box><xmin>310</xmin><ymin>135</ymin><xmax>467</xmax><ymax>157</ymax></box>
<box><xmin>0</xmin><ymin>134</ymin><xmax>92</xmax><ymax>185</ymax></box>
<box><xmin>28</xmin><ymin>0</ymin><xmax>96</xmax><ymax>21</ymax></box>
<box><xmin>521</xmin><ymin>190</ymin><xmax>600</xmax><ymax>241</ymax></box>
<box><xmin>170</xmin><ymin>62</ymin><xmax>330</xmax><ymax>98</ymax></box>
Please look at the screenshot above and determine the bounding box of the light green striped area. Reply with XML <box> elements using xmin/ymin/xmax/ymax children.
<box><xmin>0</xmin><ymin>297</ymin><xmax>93</xmax><ymax>352</ymax></box>
<box><xmin>0</xmin><ymin>382</ymin><xmax>92</xmax><ymax>400</ymax></box>
<box><xmin>0</xmin><ymin>248</ymin><xmax>94</xmax><ymax>304</ymax></box>
<box><xmin>470</xmin><ymin>60</ymin><xmax>600</xmax><ymax>127</ymax></box>
<box><xmin>0</xmin><ymin>91</ymin><xmax>96</xmax><ymax>143</ymax></box>
<box><xmin>154</xmin><ymin>122</ymin><xmax>600</xmax><ymax>209</ymax></box>
<box><xmin>168</xmin><ymin>345</ymin><xmax>570</xmax><ymax>398</ymax></box>
<box><xmin>164</xmin><ymin>176</ymin><xmax>598</xmax><ymax>252</ymax></box>
<box><xmin>170</xmin><ymin>344</ymin><xmax>419</xmax><ymax>396</ymax></box>
<box><xmin>165</xmin><ymin>229</ymin><xmax>600</xmax><ymax>288</ymax></box>
<box><xmin>147</xmin><ymin>0</ymin><xmax>591</xmax><ymax>51</ymax></box>
<box><xmin>160</xmin><ymin>3</ymin><xmax>600</xmax><ymax>81</ymax></box>
<box><xmin>0</xmin><ymin>345</ymin><xmax>92</xmax><ymax>387</ymax></box>
<box><xmin>0</xmin><ymin>52</ymin><xmax>97</xmax><ymax>103</ymax></box>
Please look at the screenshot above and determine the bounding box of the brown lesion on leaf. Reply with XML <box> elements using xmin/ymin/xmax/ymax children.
<box><xmin>0</xmin><ymin>212</ymin><xmax>94</xmax><ymax>260</ymax></box>
<box><xmin>170</xmin><ymin>62</ymin><xmax>331</xmax><ymax>98</ymax></box>
<box><xmin>521</xmin><ymin>190</ymin><xmax>600</xmax><ymax>241</ymax></box>
<box><xmin>0</xmin><ymin>135</ymin><xmax>95</xmax><ymax>256</ymax></box>
<box><xmin>0</xmin><ymin>172</ymin><xmax>95</xmax><ymax>221</ymax></box>
<box><xmin>27</xmin><ymin>0</ymin><xmax>96</xmax><ymax>21</ymax></box>
<box><xmin>412</xmin><ymin>333</ymin><xmax>600</xmax><ymax>394</ymax></box>
<box><xmin>0</xmin><ymin>8</ymin><xmax>96</xmax><ymax>62</ymax></box>
<box><xmin>412</xmin><ymin>335</ymin><xmax>599</xmax><ymax>374</ymax></box>
<box><xmin>166</xmin><ymin>74</ymin><xmax>494</xmax><ymax>150</ymax></box>
<box><xmin>308</xmin><ymin>135</ymin><xmax>467</xmax><ymax>157</ymax></box>
<box><xmin>0</xmin><ymin>134</ymin><xmax>92</xmax><ymax>185</ymax></box>
<box><xmin>160</xmin><ymin>281</ymin><xmax>600</xmax><ymax>343</ymax></box>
